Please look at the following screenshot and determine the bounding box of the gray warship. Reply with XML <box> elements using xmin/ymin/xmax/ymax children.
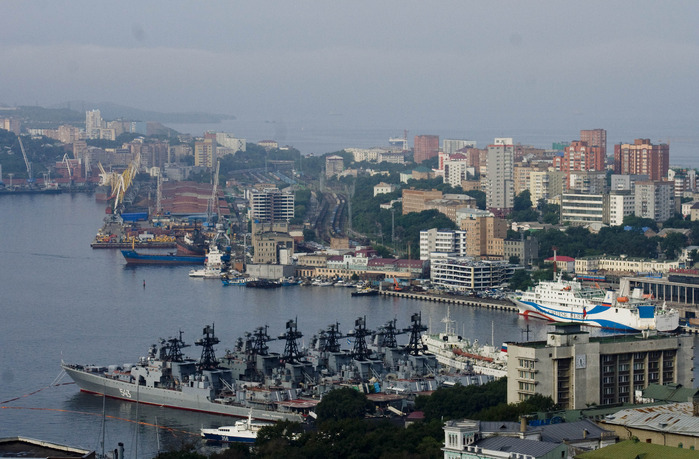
<box><xmin>62</xmin><ymin>314</ymin><xmax>492</xmax><ymax>422</ymax></box>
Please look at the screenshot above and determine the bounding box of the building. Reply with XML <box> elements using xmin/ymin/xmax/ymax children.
<box><xmin>485</xmin><ymin>139</ymin><xmax>515</xmax><ymax>216</ymax></box>
<box><xmin>579</xmin><ymin>128</ymin><xmax>607</xmax><ymax>157</ymax></box>
<box><xmin>614</xmin><ymin>138</ymin><xmax>670</xmax><ymax>181</ymax></box>
<box><xmin>0</xmin><ymin>437</ymin><xmax>95</xmax><ymax>458</ymax></box>
<box><xmin>604</xmin><ymin>190</ymin><xmax>635</xmax><ymax>226</ymax></box>
<box><xmin>249</xmin><ymin>188</ymin><xmax>295</xmax><ymax>223</ymax></box>
<box><xmin>443</xmin><ymin>139</ymin><xmax>476</xmax><ymax>155</ymax></box>
<box><xmin>215</xmin><ymin>132</ymin><xmax>246</xmax><ymax>154</ymax></box>
<box><xmin>610</xmin><ymin>174</ymin><xmax>648</xmax><ymax>191</ymax></box>
<box><xmin>258</xmin><ymin>140</ymin><xmax>278</xmax><ymax>149</ymax></box>
<box><xmin>575</xmin><ymin>256</ymin><xmax>680</xmax><ymax>277</ymax></box>
<box><xmin>0</xmin><ymin>117</ymin><xmax>21</xmax><ymax>134</ymax></box>
<box><xmin>325</xmin><ymin>155</ymin><xmax>344</xmax><ymax>178</ymax></box>
<box><xmin>568</xmin><ymin>170</ymin><xmax>607</xmax><ymax>194</ymax></box>
<box><xmin>402</xmin><ymin>189</ymin><xmax>443</xmax><ymax>215</ymax></box>
<box><xmin>85</xmin><ymin>109</ymin><xmax>102</xmax><ymax>139</ymax></box>
<box><xmin>419</xmin><ymin>228</ymin><xmax>467</xmax><ymax>261</ymax></box>
<box><xmin>430</xmin><ymin>258</ymin><xmax>513</xmax><ymax>291</ymax></box>
<box><xmin>506</xmin><ymin>323</ymin><xmax>693</xmax><ymax>409</ymax></box>
<box><xmin>624</xmin><ymin>268</ymin><xmax>699</xmax><ymax>309</ymax></box>
<box><xmin>194</xmin><ymin>134</ymin><xmax>217</xmax><ymax>168</ymax></box>
<box><xmin>634</xmin><ymin>180</ymin><xmax>675</xmax><ymax>222</ymax></box>
<box><xmin>553</xmin><ymin>140</ymin><xmax>605</xmax><ymax>189</ymax></box>
<box><xmin>373</xmin><ymin>182</ymin><xmax>397</xmax><ymax>197</ymax></box>
<box><xmin>503</xmin><ymin>235</ymin><xmax>538</xmax><ymax>267</ymax></box>
<box><xmin>443</xmin><ymin>159</ymin><xmax>475</xmax><ymax>188</ymax></box>
<box><xmin>560</xmin><ymin>193</ymin><xmax>604</xmax><ymax>225</ymax></box>
<box><xmin>414</xmin><ymin>135</ymin><xmax>439</xmax><ymax>164</ymax></box>
<box><xmin>252</xmin><ymin>233</ymin><xmax>295</xmax><ymax>265</ymax></box>
<box><xmin>460</xmin><ymin>215</ymin><xmax>507</xmax><ymax>258</ymax></box>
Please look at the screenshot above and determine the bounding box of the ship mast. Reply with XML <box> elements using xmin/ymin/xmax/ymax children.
<box><xmin>349</xmin><ymin>316</ymin><xmax>373</xmax><ymax>361</ymax></box>
<box><xmin>195</xmin><ymin>324</ymin><xmax>220</xmax><ymax>371</ymax></box>
<box><xmin>279</xmin><ymin>318</ymin><xmax>303</xmax><ymax>363</ymax></box>
<box><xmin>405</xmin><ymin>312</ymin><xmax>428</xmax><ymax>356</ymax></box>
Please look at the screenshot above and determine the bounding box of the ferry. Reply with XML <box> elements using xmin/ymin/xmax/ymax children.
<box><xmin>201</xmin><ymin>410</ymin><xmax>272</xmax><ymax>443</ymax></box>
<box><xmin>510</xmin><ymin>275</ymin><xmax>680</xmax><ymax>332</ymax></box>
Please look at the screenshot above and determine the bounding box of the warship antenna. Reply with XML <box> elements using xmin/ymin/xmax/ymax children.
<box><xmin>279</xmin><ymin>318</ymin><xmax>303</xmax><ymax>363</ymax></box>
<box><xmin>195</xmin><ymin>324</ymin><xmax>220</xmax><ymax>370</ymax></box>
<box><xmin>251</xmin><ymin>325</ymin><xmax>272</xmax><ymax>356</ymax></box>
<box><xmin>321</xmin><ymin>322</ymin><xmax>342</xmax><ymax>353</ymax></box>
<box><xmin>349</xmin><ymin>316</ymin><xmax>373</xmax><ymax>361</ymax></box>
<box><xmin>405</xmin><ymin>312</ymin><xmax>428</xmax><ymax>356</ymax></box>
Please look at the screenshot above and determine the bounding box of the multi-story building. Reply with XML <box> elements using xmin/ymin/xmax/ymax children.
<box><xmin>194</xmin><ymin>133</ymin><xmax>217</xmax><ymax>168</ymax></box>
<box><xmin>460</xmin><ymin>215</ymin><xmax>507</xmax><ymax>258</ymax></box>
<box><xmin>561</xmin><ymin>193</ymin><xmax>604</xmax><ymax>225</ymax></box>
<box><xmin>402</xmin><ymin>189</ymin><xmax>443</xmax><ymax>215</ymax></box>
<box><xmin>580</xmin><ymin>128</ymin><xmax>607</xmax><ymax>157</ymax></box>
<box><xmin>568</xmin><ymin>170</ymin><xmax>607</xmax><ymax>194</ymax></box>
<box><xmin>575</xmin><ymin>256</ymin><xmax>680</xmax><ymax>277</ymax></box>
<box><xmin>442</xmin><ymin>139</ymin><xmax>476</xmax><ymax>156</ymax></box>
<box><xmin>528</xmin><ymin>170</ymin><xmax>550</xmax><ymax>204</ymax></box>
<box><xmin>614</xmin><ymin>139</ymin><xmax>670</xmax><ymax>181</ymax></box>
<box><xmin>634</xmin><ymin>180</ymin><xmax>675</xmax><ymax>222</ymax></box>
<box><xmin>85</xmin><ymin>109</ymin><xmax>103</xmax><ymax>139</ymax></box>
<box><xmin>668</xmin><ymin>168</ymin><xmax>697</xmax><ymax>197</ymax></box>
<box><xmin>413</xmin><ymin>135</ymin><xmax>439</xmax><ymax>164</ymax></box>
<box><xmin>419</xmin><ymin>228</ymin><xmax>467</xmax><ymax>260</ymax></box>
<box><xmin>604</xmin><ymin>190</ymin><xmax>635</xmax><ymax>226</ymax></box>
<box><xmin>0</xmin><ymin>117</ymin><xmax>21</xmax><ymax>134</ymax></box>
<box><xmin>215</xmin><ymin>132</ymin><xmax>246</xmax><ymax>154</ymax></box>
<box><xmin>430</xmin><ymin>258</ymin><xmax>512</xmax><ymax>291</ymax></box>
<box><xmin>554</xmin><ymin>140</ymin><xmax>605</xmax><ymax>176</ymax></box>
<box><xmin>325</xmin><ymin>155</ymin><xmax>344</xmax><ymax>178</ymax></box>
<box><xmin>443</xmin><ymin>160</ymin><xmax>475</xmax><ymax>188</ymax></box>
<box><xmin>610</xmin><ymin>174</ymin><xmax>649</xmax><ymax>191</ymax></box>
<box><xmin>507</xmin><ymin>323</ymin><xmax>693</xmax><ymax>409</ymax></box>
<box><xmin>249</xmin><ymin>188</ymin><xmax>295</xmax><ymax>223</ymax></box>
<box><xmin>485</xmin><ymin>139</ymin><xmax>515</xmax><ymax>216</ymax></box>
<box><xmin>503</xmin><ymin>235</ymin><xmax>538</xmax><ymax>267</ymax></box>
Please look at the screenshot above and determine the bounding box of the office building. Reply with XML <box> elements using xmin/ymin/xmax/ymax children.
<box><xmin>402</xmin><ymin>188</ymin><xmax>443</xmax><ymax>215</ymax></box>
<box><xmin>560</xmin><ymin>193</ymin><xmax>604</xmax><ymax>226</ymax></box>
<box><xmin>325</xmin><ymin>155</ymin><xmax>344</xmax><ymax>178</ymax></box>
<box><xmin>507</xmin><ymin>323</ymin><xmax>693</xmax><ymax>409</ymax></box>
<box><xmin>430</xmin><ymin>258</ymin><xmax>512</xmax><ymax>291</ymax></box>
<box><xmin>614</xmin><ymin>139</ymin><xmax>670</xmax><ymax>181</ymax></box>
<box><xmin>250</xmin><ymin>188</ymin><xmax>295</xmax><ymax>223</ymax></box>
<box><xmin>414</xmin><ymin>135</ymin><xmax>439</xmax><ymax>164</ymax></box>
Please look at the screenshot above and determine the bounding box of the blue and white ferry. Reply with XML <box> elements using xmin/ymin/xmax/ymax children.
<box><xmin>510</xmin><ymin>275</ymin><xmax>679</xmax><ymax>332</ymax></box>
<box><xmin>200</xmin><ymin>410</ymin><xmax>273</xmax><ymax>443</ymax></box>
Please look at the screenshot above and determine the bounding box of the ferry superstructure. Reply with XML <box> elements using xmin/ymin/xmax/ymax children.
<box><xmin>510</xmin><ymin>275</ymin><xmax>680</xmax><ymax>332</ymax></box>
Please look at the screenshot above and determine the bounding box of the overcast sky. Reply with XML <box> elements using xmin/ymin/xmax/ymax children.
<box><xmin>2</xmin><ymin>1</ymin><xmax>698</xmax><ymax>151</ymax></box>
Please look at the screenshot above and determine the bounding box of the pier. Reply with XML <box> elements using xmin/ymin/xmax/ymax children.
<box><xmin>379</xmin><ymin>290</ymin><xmax>518</xmax><ymax>312</ymax></box>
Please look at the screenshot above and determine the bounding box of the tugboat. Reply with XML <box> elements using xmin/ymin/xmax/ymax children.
<box><xmin>201</xmin><ymin>409</ymin><xmax>272</xmax><ymax>443</ymax></box>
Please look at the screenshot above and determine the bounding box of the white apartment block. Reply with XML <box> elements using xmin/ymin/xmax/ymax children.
<box><xmin>249</xmin><ymin>189</ymin><xmax>295</xmax><ymax>222</ymax></box>
<box><xmin>568</xmin><ymin>171</ymin><xmax>607</xmax><ymax>194</ymax></box>
<box><xmin>604</xmin><ymin>190</ymin><xmax>635</xmax><ymax>226</ymax></box>
<box><xmin>85</xmin><ymin>109</ymin><xmax>103</xmax><ymax>139</ymax></box>
<box><xmin>634</xmin><ymin>180</ymin><xmax>674</xmax><ymax>222</ymax></box>
<box><xmin>561</xmin><ymin>193</ymin><xmax>604</xmax><ymax>225</ymax></box>
<box><xmin>528</xmin><ymin>170</ymin><xmax>550</xmax><ymax>204</ymax></box>
<box><xmin>575</xmin><ymin>256</ymin><xmax>680</xmax><ymax>276</ymax></box>
<box><xmin>610</xmin><ymin>174</ymin><xmax>649</xmax><ymax>191</ymax></box>
<box><xmin>215</xmin><ymin>132</ymin><xmax>246</xmax><ymax>153</ymax></box>
<box><xmin>345</xmin><ymin>147</ymin><xmax>388</xmax><ymax>162</ymax></box>
<box><xmin>443</xmin><ymin>139</ymin><xmax>476</xmax><ymax>155</ymax></box>
<box><xmin>419</xmin><ymin>228</ymin><xmax>467</xmax><ymax>261</ymax></box>
<box><xmin>485</xmin><ymin>140</ymin><xmax>514</xmax><ymax>214</ymax></box>
<box><xmin>443</xmin><ymin>160</ymin><xmax>475</xmax><ymax>188</ymax></box>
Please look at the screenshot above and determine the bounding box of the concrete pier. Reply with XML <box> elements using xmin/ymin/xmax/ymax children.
<box><xmin>379</xmin><ymin>290</ymin><xmax>519</xmax><ymax>313</ymax></box>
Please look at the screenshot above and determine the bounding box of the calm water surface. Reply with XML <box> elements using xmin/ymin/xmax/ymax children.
<box><xmin>0</xmin><ymin>193</ymin><xmax>694</xmax><ymax>457</ymax></box>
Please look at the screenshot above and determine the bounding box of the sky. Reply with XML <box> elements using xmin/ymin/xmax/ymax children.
<box><xmin>2</xmin><ymin>1</ymin><xmax>699</xmax><ymax>156</ymax></box>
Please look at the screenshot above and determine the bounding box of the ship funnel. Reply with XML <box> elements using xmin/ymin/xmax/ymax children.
<box><xmin>603</xmin><ymin>290</ymin><xmax>615</xmax><ymax>306</ymax></box>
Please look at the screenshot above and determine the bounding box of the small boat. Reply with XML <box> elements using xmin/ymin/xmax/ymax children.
<box><xmin>201</xmin><ymin>410</ymin><xmax>273</xmax><ymax>443</ymax></box>
<box><xmin>188</xmin><ymin>245</ymin><xmax>226</xmax><ymax>278</ymax></box>
<box><xmin>246</xmin><ymin>279</ymin><xmax>281</xmax><ymax>289</ymax></box>
<box><xmin>222</xmin><ymin>277</ymin><xmax>249</xmax><ymax>286</ymax></box>
<box><xmin>351</xmin><ymin>288</ymin><xmax>379</xmax><ymax>297</ymax></box>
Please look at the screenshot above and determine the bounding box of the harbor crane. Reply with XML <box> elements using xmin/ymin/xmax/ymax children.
<box><xmin>17</xmin><ymin>135</ymin><xmax>33</xmax><ymax>184</ymax></box>
<box><xmin>207</xmin><ymin>159</ymin><xmax>221</xmax><ymax>223</ymax></box>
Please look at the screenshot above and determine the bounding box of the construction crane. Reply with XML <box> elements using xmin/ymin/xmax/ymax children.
<box><xmin>62</xmin><ymin>153</ymin><xmax>73</xmax><ymax>185</ymax></box>
<box><xmin>17</xmin><ymin>135</ymin><xmax>33</xmax><ymax>184</ymax></box>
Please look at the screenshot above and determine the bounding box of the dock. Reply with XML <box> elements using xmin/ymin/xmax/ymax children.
<box><xmin>379</xmin><ymin>290</ymin><xmax>518</xmax><ymax>312</ymax></box>
<box><xmin>90</xmin><ymin>241</ymin><xmax>176</xmax><ymax>249</ymax></box>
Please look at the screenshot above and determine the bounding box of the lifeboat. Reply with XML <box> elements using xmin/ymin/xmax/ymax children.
<box><xmin>616</xmin><ymin>296</ymin><xmax>629</xmax><ymax>303</ymax></box>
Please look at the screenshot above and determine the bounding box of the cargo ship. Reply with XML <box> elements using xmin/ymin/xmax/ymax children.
<box><xmin>121</xmin><ymin>249</ymin><xmax>205</xmax><ymax>265</ymax></box>
<box><xmin>510</xmin><ymin>274</ymin><xmax>680</xmax><ymax>332</ymax></box>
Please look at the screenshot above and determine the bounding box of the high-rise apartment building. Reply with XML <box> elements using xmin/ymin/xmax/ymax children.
<box><xmin>194</xmin><ymin>133</ymin><xmax>217</xmax><ymax>168</ymax></box>
<box><xmin>485</xmin><ymin>139</ymin><xmax>515</xmax><ymax>216</ymax></box>
<box><xmin>250</xmin><ymin>188</ymin><xmax>295</xmax><ymax>223</ymax></box>
<box><xmin>442</xmin><ymin>139</ymin><xmax>476</xmax><ymax>155</ymax></box>
<box><xmin>614</xmin><ymin>139</ymin><xmax>669</xmax><ymax>181</ymax></box>
<box><xmin>634</xmin><ymin>180</ymin><xmax>675</xmax><ymax>222</ymax></box>
<box><xmin>580</xmin><ymin>128</ymin><xmax>607</xmax><ymax>157</ymax></box>
<box><xmin>413</xmin><ymin>135</ymin><xmax>439</xmax><ymax>164</ymax></box>
<box><xmin>460</xmin><ymin>215</ymin><xmax>507</xmax><ymax>258</ymax></box>
<box><xmin>85</xmin><ymin>109</ymin><xmax>103</xmax><ymax>139</ymax></box>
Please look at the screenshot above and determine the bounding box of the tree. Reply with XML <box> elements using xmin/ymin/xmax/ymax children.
<box><xmin>509</xmin><ymin>255</ymin><xmax>521</xmax><ymax>265</ymax></box>
<box><xmin>659</xmin><ymin>232</ymin><xmax>688</xmax><ymax>259</ymax></box>
<box><xmin>508</xmin><ymin>269</ymin><xmax>532</xmax><ymax>291</ymax></box>
<box><xmin>314</xmin><ymin>387</ymin><xmax>373</xmax><ymax>424</ymax></box>
<box><xmin>513</xmin><ymin>190</ymin><xmax>532</xmax><ymax>211</ymax></box>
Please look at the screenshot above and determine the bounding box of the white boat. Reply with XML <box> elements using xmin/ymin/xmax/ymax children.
<box><xmin>201</xmin><ymin>410</ymin><xmax>272</xmax><ymax>443</ymax></box>
<box><xmin>510</xmin><ymin>274</ymin><xmax>680</xmax><ymax>332</ymax></box>
<box><xmin>421</xmin><ymin>309</ymin><xmax>507</xmax><ymax>378</ymax></box>
<box><xmin>189</xmin><ymin>245</ymin><xmax>225</xmax><ymax>278</ymax></box>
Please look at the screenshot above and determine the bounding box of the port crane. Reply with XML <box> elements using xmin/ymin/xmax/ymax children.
<box><xmin>17</xmin><ymin>135</ymin><xmax>33</xmax><ymax>184</ymax></box>
<box><xmin>207</xmin><ymin>159</ymin><xmax>221</xmax><ymax>223</ymax></box>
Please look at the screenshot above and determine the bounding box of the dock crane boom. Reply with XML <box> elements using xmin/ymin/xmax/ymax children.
<box><xmin>17</xmin><ymin>135</ymin><xmax>33</xmax><ymax>183</ymax></box>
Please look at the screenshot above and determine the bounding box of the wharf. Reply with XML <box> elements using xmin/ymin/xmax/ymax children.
<box><xmin>91</xmin><ymin>241</ymin><xmax>176</xmax><ymax>249</ymax></box>
<box><xmin>379</xmin><ymin>290</ymin><xmax>518</xmax><ymax>312</ymax></box>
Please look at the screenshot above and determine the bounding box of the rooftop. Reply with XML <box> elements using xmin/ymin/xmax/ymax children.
<box><xmin>577</xmin><ymin>439</ymin><xmax>698</xmax><ymax>459</ymax></box>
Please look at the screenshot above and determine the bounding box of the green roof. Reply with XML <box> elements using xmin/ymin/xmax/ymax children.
<box><xmin>642</xmin><ymin>383</ymin><xmax>699</xmax><ymax>403</ymax></box>
<box><xmin>576</xmin><ymin>439</ymin><xmax>697</xmax><ymax>458</ymax></box>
